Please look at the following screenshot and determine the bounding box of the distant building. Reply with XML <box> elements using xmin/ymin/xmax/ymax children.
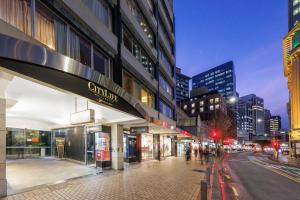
<box><xmin>289</xmin><ymin>0</ymin><xmax>300</xmax><ymax>30</ymax></box>
<box><xmin>175</xmin><ymin>67</ymin><xmax>190</xmax><ymax>101</ymax></box>
<box><xmin>238</xmin><ymin>94</ymin><xmax>265</xmax><ymax>139</ymax></box>
<box><xmin>270</xmin><ymin>116</ymin><xmax>282</xmax><ymax>133</ymax></box>
<box><xmin>180</xmin><ymin>91</ymin><xmax>226</xmax><ymax>120</ymax></box>
<box><xmin>192</xmin><ymin>61</ymin><xmax>237</xmax><ymax>102</ymax></box>
<box><xmin>264</xmin><ymin>109</ymin><xmax>271</xmax><ymax>135</ymax></box>
<box><xmin>192</xmin><ymin>61</ymin><xmax>238</xmax><ymax>131</ymax></box>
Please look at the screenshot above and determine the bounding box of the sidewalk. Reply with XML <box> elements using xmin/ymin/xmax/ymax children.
<box><xmin>2</xmin><ymin>157</ymin><xmax>207</xmax><ymax>200</ymax></box>
<box><xmin>269</xmin><ymin>154</ymin><xmax>300</xmax><ymax>168</ymax></box>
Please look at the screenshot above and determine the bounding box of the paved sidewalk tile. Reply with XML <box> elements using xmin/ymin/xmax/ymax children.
<box><xmin>2</xmin><ymin>157</ymin><xmax>207</xmax><ymax>200</ymax></box>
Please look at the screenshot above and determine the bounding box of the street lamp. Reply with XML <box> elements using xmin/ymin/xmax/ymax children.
<box><xmin>228</xmin><ymin>96</ymin><xmax>237</xmax><ymax>104</ymax></box>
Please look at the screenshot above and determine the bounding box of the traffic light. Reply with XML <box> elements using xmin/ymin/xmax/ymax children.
<box><xmin>272</xmin><ymin>140</ymin><xmax>280</xmax><ymax>150</ymax></box>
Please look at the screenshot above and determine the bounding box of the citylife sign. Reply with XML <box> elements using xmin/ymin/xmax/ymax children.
<box><xmin>88</xmin><ymin>82</ymin><xmax>118</xmax><ymax>105</ymax></box>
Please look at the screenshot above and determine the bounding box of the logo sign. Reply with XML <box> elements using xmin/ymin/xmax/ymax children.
<box><xmin>88</xmin><ymin>82</ymin><xmax>118</xmax><ymax>105</ymax></box>
<box><xmin>130</xmin><ymin>127</ymin><xmax>149</xmax><ymax>133</ymax></box>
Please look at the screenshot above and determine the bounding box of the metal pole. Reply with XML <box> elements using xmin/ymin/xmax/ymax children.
<box><xmin>200</xmin><ymin>180</ymin><xmax>207</xmax><ymax>200</ymax></box>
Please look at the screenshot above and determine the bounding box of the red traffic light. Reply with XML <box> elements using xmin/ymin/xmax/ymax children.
<box><xmin>213</xmin><ymin>132</ymin><xmax>217</xmax><ymax>137</ymax></box>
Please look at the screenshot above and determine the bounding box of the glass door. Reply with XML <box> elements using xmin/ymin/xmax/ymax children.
<box><xmin>86</xmin><ymin>132</ymin><xmax>95</xmax><ymax>166</ymax></box>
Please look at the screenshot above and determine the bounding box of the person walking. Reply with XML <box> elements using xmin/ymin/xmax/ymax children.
<box><xmin>194</xmin><ymin>146</ymin><xmax>198</xmax><ymax>159</ymax></box>
<box><xmin>199</xmin><ymin>147</ymin><xmax>204</xmax><ymax>164</ymax></box>
<box><xmin>185</xmin><ymin>147</ymin><xmax>191</xmax><ymax>163</ymax></box>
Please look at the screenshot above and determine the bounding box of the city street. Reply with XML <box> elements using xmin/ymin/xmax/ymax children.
<box><xmin>2</xmin><ymin>157</ymin><xmax>205</xmax><ymax>200</ymax></box>
<box><xmin>221</xmin><ymin>152</ymin><xmax>300</xmax><ymax>200</ymax></box>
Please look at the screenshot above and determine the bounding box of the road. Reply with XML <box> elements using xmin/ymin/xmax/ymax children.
<box><xmin>220</xmin><ymin>152</ymin><xmax>300</xmax><ymax>200</ymax></box>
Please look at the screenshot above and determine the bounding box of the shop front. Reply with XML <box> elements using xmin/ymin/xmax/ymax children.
<box><xmin>123</xmin><ymin>131</ymin><xmax>137</xmax><ymax>163</ymax></box>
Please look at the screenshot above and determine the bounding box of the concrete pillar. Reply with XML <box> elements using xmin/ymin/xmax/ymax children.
<box><xmin>111</xmin><ymin>124</ymin><xmax>123</xmax><ymax>170</ymax></box>
<box><xmin>0</xmin><ymin>99</ymin><xmax>7</xmax><ymax>197</ymax></box>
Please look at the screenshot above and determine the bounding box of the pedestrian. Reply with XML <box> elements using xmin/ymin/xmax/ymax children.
<box><xmin>186</xmin><ymin>147</ymin><xmax>191</xmax><ymax>163</ymax></box>
<box><xmin>204</xmin><ymin>146</ymin><xmax>209</xmax><ymax>163</ymax></box>
<box><xmin>194</xmin><ymin>147</ymin><xmax>198</xmax><ymax>159</ymax></box>
<box><xmin>199</xmin><ymin>147</ymin><xmax>204</xmax><ymax>164</ymax></box>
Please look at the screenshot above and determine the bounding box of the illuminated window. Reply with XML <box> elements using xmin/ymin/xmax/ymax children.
<box><xmin>200</xmin><ymin>107</ymin><xmax>204</xmax><ymax>112</ymax></box>
<box><xmin>191</xmin><ymin>109</ymin><xmax>195</xmax><ymax>114</ymax></box>
<box><xmin>191</xmin><ymin>103</ymin><xmax>195</xmax><ymax>108</ymax></box>
<box><xmin>183</xmin><ymin>105</ymin><xmax>187</xmax><ymax>109</ymax></box>
<box><xmin>0</xmin><ymin>0</ymin><xmax>32</xmax><ymax>36</ymax></box>
<box><xmin>35</xmin><ymin>2</ymin><xmax>67</xmax><ymax>54</ymax></box>
<box><xmin>210</xmin><ymin>105</ymin><xmax>214</xmax><ymax>111</ymax></box>
<box><xmin>200</xmin><ymin>101</ymin><xmax>204</xmax><ymax>106</ymax></box>
<box><xmin>210</xmin><ymin>99</ymin><xmax>214</xmax><ymax>104</ymax></box>
<box><xmin>215</xmin><ymin>98</ymin><xmax>219</xmax><ymax>103</ymax></box>
<box><xmin>215</xmin><ymin>104</ymin><xmax>220</xmax><ymax>109</ymax></box>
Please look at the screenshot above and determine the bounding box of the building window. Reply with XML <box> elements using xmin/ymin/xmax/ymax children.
<box><xmin>123</xmin><ymin>26</ymin><xmax>154</xmax><ymax>75</ymax></box>
<box><xmin>200</xmin><ymin>101</ymin><xmax>204</xmax><ymax>106</ymax></box>
<box><xmin>0</xmin><ymin>0</ymin><xmax>32</xmax><ymax>36</ymax></box>
<box><xmin>123</xmin><ymin>71</ymin><xmax>154</xmax><ymax>108</ymax></box>
<box><xmin>93</xmin><ymin>46</ymin><xmax>111</xmax><ymax>77</ymax></box>
<box><xmin>35</xmin><ymin>2</ymin><xmax>67</xmax><ymax>54</ymax></box>
<box><xmin>82</xmin><ymin>0</ymin><xmax>112</xmax><ymax>30</ymax></box>
<box><xmin>158</xmin><ymin>45</ymin><xmax>173</xmax><ymax>74</ymax></box>
<box><xmin>183</xmin><ymin>105</ymin><xmax>187</xmax><ymax>110</ymax></box>
<box><xmin>159</xmin><ymin>100</ymin><xmax>173</xmax><ymax>118</ymax></box>
<box><xmin>210</xmin><ymin>105</ymin><xmax>214</xmax><ymax>111</ymax></box>
<box><xmin>215</xmin><ymin>104</ymin><xmax>220</xmax><ymax>109</ymax></box>
<box><xmin>200</xmin><ymin>107</ymin><xmax>204</xmax><ymax>112</ymax></box>
<box><xmin>215</xmin><ymin>98</ymin><xmax>219</xmax><ymax>103</ymax></box>
<box><xmin>191</xmin><ymin>109</ymin><xmax>195</xmax><ymax>114</ymax></box>
<box><xmin>210</xmin><ymin>99</ymin><xmax>214</xmax><ymax>104</ymax></box>
<box><xmin>191</xmin><ymin>103</ymin><xmax>195</xmax><ymax>108</ymax></box>
<box><xmin>69</xmin><ymin>30</ymin><xmax>91</xmax><ymax>67</ymax></box>
<box><xmin>159</xmin><ymin>74</ymin><xmax>173</xmax><ymax>97</ymax></box>
<box><xmin>126</xmin><ymin>0</ymin><xmax>154</xmax><ymax>45</ymax></box>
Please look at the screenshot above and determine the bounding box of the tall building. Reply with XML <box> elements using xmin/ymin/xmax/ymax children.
<box><xmin>289</xmin><ymin>0</ymin><xmax>300</xmax><ymax>30</ymax></box>
<box><xmin>238</xmin><ymin>94</ymin><xmax>265</xmax><ymax>139</ymax></box>
<box><xmin>175</xmin><ymin>67</ymin><xmax>190</xmax><ymax>101</ymax></box>
<box><xmin>192</xmin><ymin>61</ymin><xmax>237</xmax><ymax>102</ymax></box>
<box><xmin>0</xmin><ymin>0</ymin><xmax>183</xmax><ymax>196</ymax></box>
<box><xmin>264</xmin><ymin>109</ymin><xmax>271</xmax><ymax>135</ymax></box>
<box><xmin>238</xmin><ymin>97</ymin><xmax>253</xmax><ymax>140</ymax></box>
<box><xmin>270</xmin><ymin>116</ymin><xmax>282</xmax><ymax>133</ymax></box>
<box><xmin>192</xmin><ymin>61</ymin><xmax>238</xmax><ymax>134</ymax></box>
<box><xmin>283</xmin><ymin>1</ymin><xmax>300</xmax><ymax>157</ymax></box>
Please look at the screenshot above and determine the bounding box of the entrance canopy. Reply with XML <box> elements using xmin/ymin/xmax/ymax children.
<box><xmin>4</xmin><ymin>74</ymin><xmax>142</xmax><ymax>130</ymax></box>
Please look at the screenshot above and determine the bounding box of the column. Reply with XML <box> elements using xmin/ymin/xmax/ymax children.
<box><xmin>0</xmin><ymin>99</ymin><xmax>6</xmax><ymax>197</ymax></box>
<box><xmin>111</xmin><ymin>124</ymin><xmax>124</xmax><ymax>170</ymax></box>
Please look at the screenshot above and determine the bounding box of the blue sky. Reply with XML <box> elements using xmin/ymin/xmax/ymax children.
<box><xmin>174</xmin><ymin>0</ymin><xmax>289</xmax><ymax>128</ymax></box>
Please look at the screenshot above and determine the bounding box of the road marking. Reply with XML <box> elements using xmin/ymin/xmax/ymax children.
<box><xmin>232</xmin><ymin>186</ymin><xmax>239</xmax><ymax>197</ymax></box>
<box><xmin>251</xmin><ymin>160</ymin><xmax>300</xmax><ymax>184</ymax></box>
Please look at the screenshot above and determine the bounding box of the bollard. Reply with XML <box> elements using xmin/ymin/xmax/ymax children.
<box><xmin>201</xmin><ymin>180</ymin><xmax>208</xmax><ymax>200</ymax></box>
<box><xmin>206</xmin><ymin>167</ymin><xmax>211</xmax><ymax>185</ymax></box>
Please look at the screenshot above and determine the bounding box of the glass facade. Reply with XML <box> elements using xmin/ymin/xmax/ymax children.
<box><xmin>192</xmin><ymin>61</ymin><xmax>236</xmax><ymax>101</ymax></box>
<box><xmin>6</xmin><ymin>128</ymin><xmax>52</xmax><ymax>159</ymax></box>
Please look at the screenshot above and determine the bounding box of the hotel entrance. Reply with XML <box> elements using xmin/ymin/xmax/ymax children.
<box><xmin>0</xmin><ymin>69</ymin><xmax>146</xmax><ymax>194</ymax></box>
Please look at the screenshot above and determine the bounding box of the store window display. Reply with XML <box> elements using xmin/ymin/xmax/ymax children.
<box><xmin>160</xmin><ymin>136</ymin><xmax>172</xmax><ymax>157</ymax></box>
<box><xmin>141</xmin><ymin>134</ymin><xmax>153</xmax><ymax>160</ymax></box>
